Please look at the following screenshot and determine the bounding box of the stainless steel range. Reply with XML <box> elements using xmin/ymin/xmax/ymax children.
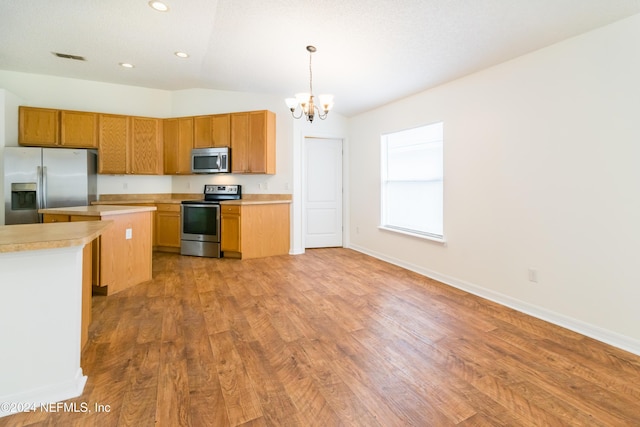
<box><xmin>180</xmin><ymin>184</ymin><xmax>241</xmax><ymax>258</ymax></box>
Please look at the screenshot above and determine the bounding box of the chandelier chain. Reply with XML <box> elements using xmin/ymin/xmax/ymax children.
<box><xmin>309</xmin><ymin>50</ymin><xmax>313</xmax><ymax>95</ymax></box>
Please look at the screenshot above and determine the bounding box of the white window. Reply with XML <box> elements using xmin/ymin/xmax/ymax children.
<box><xmin>380</xmin><ymin>122</ymin><xmax>443</xmax><ymax>240</ymax></box>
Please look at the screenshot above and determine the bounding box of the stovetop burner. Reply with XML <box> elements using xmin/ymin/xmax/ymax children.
<box><xmin>181</xmin><ymin>184</ymin><xmax>241</xmax><ymax>205</ymax></box>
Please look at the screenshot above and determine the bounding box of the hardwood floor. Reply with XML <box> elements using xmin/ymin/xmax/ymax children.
<box><xmin>3</xmin><ymin>248</ymin><xmax>640</xmax><ymax>426</ymax></box>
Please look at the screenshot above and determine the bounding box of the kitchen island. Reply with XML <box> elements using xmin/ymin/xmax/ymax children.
<box><xmin>39</xmin><ymin>205</ymin><xmax>156</xmax><ymax>295</ymax></box>
<box><xmin>0</xmin><ymin>221</ymin><xmax>110</xmax><ymax>418</ymax></box>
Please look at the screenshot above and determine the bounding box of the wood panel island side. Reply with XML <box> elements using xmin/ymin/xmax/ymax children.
<box><xmin>38</xmin><ymin>205</ymin><xmax>156</xmax><ymax>295</ymax></box>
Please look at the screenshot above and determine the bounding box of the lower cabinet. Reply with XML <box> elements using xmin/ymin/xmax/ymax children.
<box><xmin>221</xmin><ymin>203</ymin><xmax>290</xmax><ymax>259</ymax></box>
<box><xmin>221</xmin><ymin>205</ymin><xmax>241</xmax><ymax>253</ymax></box>
<box><xmin>155</xmin><ymin>203</ymin><xmax>181</xmax><ymax>252</ymax></box>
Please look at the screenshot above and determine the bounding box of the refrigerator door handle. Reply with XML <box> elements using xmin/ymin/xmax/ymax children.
<box><xmin>42</xmin><ymin>166</ymin><xmax>48</xmax><ymax>209</ymax></box>
<box><xmin>36</xmin><ymin>166</ymin><xmax>43</xmax><ymax>210</ymax></box>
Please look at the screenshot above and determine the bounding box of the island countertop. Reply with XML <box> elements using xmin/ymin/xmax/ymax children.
<box><xmin>0</xmin><ymin>221</ymin><xmax>112</xmax><ymax>253</ymax></box>
<box><xmin>39</xmin><ymin>205</ymin><xmax>157</xmax><ymax>217</ymax></box>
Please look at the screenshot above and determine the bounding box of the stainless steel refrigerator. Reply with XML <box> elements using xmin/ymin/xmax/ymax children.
<box><xmin>4</xmin><ymin>147</ymin><xmax>97</xmax><ymax>224</ymax></box>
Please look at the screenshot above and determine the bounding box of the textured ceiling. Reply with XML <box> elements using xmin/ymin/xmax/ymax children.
<box><xmin>1</xmin><ymin>0</ymin><xmax>640</xmax><ymax>117</ymax></box>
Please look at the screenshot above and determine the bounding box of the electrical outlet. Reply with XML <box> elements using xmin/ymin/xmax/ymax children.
<box><xmin>528</xmin><ymin>268</ymin><xmax>538</xmax><ymax>283</ymax></box>
<box><xmin>125</xmin><ymin>228</ymin><xmax>132</xmax><ymax>240</ymax></box>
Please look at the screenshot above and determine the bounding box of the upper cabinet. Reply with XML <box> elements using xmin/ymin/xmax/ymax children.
<box><xmin>230</xmin><ymin>110</ymin><xmax>276</xmax><ymax>174</ymax></box>
<box><xmin>98</xmin><ymin>115</ymin><xmax>163</xmax><ymax>175</ymax></box>
<box><xmin>60</xmin><ymin>111</ymin><xmax>98</xmax><ymax>148</ymax></box>
<box><xmin>130</xmin><ymin>117</ymin><xmax>163</xmax><ymax>175</ymax></box>
<box><xmin>164</xmin><ymin>117</ymin><xmax>193</xmax><ymax>174</ymax></box>
<box><xmin>193</xmin><ymin>114</ymin><xmax>230</xmax><ymax>148</ymax></box>
<box><xmin>19</xmin><ymin>107</ymin><xmax>59</xmax><ymax>146</ymax></box>
<box><xmin>19</xmin><ymin>107</ymin><xmax>98</xmax><ymax>148</ymax></box>
<box><xmin>18</xmin><ymin>106</ymin><xmax>276</xmax><ymax>175</ymax></box>
<box><xmin>98</xmin><ymin>114</ymin><xmax>129</xmax><ymax>174</ymax></box>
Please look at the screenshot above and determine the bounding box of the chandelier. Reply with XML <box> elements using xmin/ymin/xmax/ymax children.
<box><xmin>285</xmin><ymin>45</ymin><xmax>334</xmax><ymax>123</ymax></box>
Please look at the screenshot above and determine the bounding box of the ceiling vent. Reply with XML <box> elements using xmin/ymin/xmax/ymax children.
<box><xmin>52</xmin><ymin>52</ymin><xmax>86</xmax><ymax>61</ymax></box>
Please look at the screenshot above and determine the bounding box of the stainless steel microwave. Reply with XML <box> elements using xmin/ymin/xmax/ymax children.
<box><xmin>191</xmin><ymin>147</ymin><xmax>230</xmax><ymax>173</ymax></box>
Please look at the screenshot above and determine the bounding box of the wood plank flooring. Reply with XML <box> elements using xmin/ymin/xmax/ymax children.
<box><xmin>3</xmin><ymin>248</ymin><xmax>640</xmax><ymax>426</ymax></box>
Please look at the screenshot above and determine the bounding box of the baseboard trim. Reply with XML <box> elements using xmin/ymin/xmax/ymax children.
<box><xmin>0</xmin><ymin>368</ymin><xmax>87</xmax><ymax>418</ymax></box>
<box><xmin>348</xmin><ymin>244</ymin><xmax>640</xmax><ymax>357</ymax></box>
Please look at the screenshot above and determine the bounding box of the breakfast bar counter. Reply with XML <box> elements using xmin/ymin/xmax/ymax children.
<box><xmin>39</xmin><ymin>204</ymin><xmax>158</xmax><ymax>217</ymax></box>
<box><xmin>0</xmin><ymin>220</ymin><xmax>110</xmax><ymax>253</ymax></box>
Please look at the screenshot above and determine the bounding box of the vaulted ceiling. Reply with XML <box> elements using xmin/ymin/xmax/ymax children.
<box><xmin>1</xmin><ymin>1</ymin><xmax>639</xmax><ymax>117</ymax></box>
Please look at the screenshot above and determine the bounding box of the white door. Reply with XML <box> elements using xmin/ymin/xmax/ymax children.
<box><xmin>304</xmin><ymin>137</ymin><xmax>343</xmax><ymax>248</ymax></box>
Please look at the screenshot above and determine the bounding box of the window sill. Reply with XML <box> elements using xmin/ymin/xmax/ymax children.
<box><xmin>378</xmin><ymin>226</ymin><xmax>446</xmax><ymax>244</ymax></box>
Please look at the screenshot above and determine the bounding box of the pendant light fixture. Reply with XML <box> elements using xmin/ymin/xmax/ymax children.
<box><xmin>285</xmin><ymin>45</ymin><xmax>334</xmax><ymax>123</ymax></box>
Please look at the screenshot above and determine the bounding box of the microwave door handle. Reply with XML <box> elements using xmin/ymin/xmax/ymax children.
<box><xmin>216</xmin><ymin>156</ymin><xmax>221</xmax><ymax>170</ymax></box>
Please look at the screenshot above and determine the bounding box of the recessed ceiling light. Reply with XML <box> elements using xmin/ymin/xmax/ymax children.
<box><xmin>148</xmin><ymin>1</ymin><xmax>169</xmax><ymax>12</ymax></box>
<box><xmin>119</xmin><ymin>62</ymin><xmax>135</xmax><ymax>69</ymax></box>
<box><xmin>174</xmin><ymin>51</ymin><xmax>189</xmax><ymax>58</ymax></box>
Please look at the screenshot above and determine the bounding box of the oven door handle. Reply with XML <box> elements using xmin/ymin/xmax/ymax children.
<box><xmin>181</xmin><ymin>203</ymin><xmax>219</xmax><ymax>208</ymax></box>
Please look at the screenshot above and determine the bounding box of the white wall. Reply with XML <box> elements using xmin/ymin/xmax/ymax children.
<box><xmin>0</xmin><ymin>89</ymin><xmax>5</xmax><ymax>226</ymax></box>
<box><xmin>348</xmin><ymin>14</ymin><xmax>640</xmax><ymax>354</ymax></box>
<box><xmin>0</xmin><ymin>88</ymin><xmax>24</xmax><ymax>225</ymax></box>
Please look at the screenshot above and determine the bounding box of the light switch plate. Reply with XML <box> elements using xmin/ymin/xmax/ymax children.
<box><xmin>125</xmin><ymin>228</ymin><xmax>132</xmax><ymax>240</ymax></box>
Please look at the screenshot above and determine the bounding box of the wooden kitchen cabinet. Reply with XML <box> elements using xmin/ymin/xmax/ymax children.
<box><xmin>155</xmin><ymin>203</ymin><xmax>181</xmax><ymax>251</ymax></box>
<box><xmin>19</xmin><ymin>107</ymin><xmax>98</xmax><ymax>148</ymax></box>
<box><xmin>19</xmin><ymin>106</ymin><xmax>60</xmax><ymax>146</ymax></box>
<box><xmin>221</xmin><ymin>202</ymin><xmax>289</xmax><ymax>259</ymax></box>
<box><xmin>163</xmin><ymin>117</ymin><xmax>193</xmax><ymax>174</ymax></box>
<box><xmin>42</xmin><ymin>213</ymin><xmax>70</xmax><ymax>223</ymax></box>
<box><xmin>230</xmin><ymin>113</ymin><xmax>249</xmax><ymax>173</ymax></box>
<box><xmin>221</xmin><ymin>204</ymin><xmax>241</xmax><ymax>253</ymax></box>
<box><xmin>194</xmin><ymin>114</ymin><xmax>230</xmax><ymax>148</ymax></box>
<box><xmin>98</xmin><ymin>114</ymin><xmax>129</xmax><ymax>174</ymax></box>
<box><xmin>99</xmin><ymin>115</ymin><xmax>162</xmax><ymax>175</ymax></box>
<box><xmin>230</xmin><ymin>110</ymin><xmax>276</xmax><ymax>174</ymax></box>
<box><xmin>60</xmin><ymin>110</ymin><xmax>98</xmax><ymax>148</ymax></box>
<box><xmin>130</xmin><ymin>116</ymin><xmax>163</xmax><ymax>175</ymax></box>
<box><xmin>18</xmin><ymin>106</ymin><xmax>276</xmax><ymax>175</ymax></box>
